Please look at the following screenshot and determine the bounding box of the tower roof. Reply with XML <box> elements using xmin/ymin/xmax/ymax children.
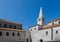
<box><xmin>39</xmin><ymin>7</ymin><xmax>43</xmax><ymax>18</ymax></box>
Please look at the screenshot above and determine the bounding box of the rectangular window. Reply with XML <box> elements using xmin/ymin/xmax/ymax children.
<box><xmin>4</xmin><ymin>24</ymin><xmax>7</xmax><ymax>28</ymax></box>
<box><xmin>52</xmin><ymin>23</ymin><xmax>54</xmax><ymax>25</ymax></box>
<box><xmin>12</xmin><ymin>32</ymin><xmax>15</xmax><ymax>36</ymax></box>
<box><xmin>46</xmin><ymin>31</ymin><xmax>48</xmax><ymax>35</ymax></box>
<box><xmin>9</xmin><ymin>25</ymin><xmax>12</xmax><ymax>28</ymax></box>
<box><xmin>0</xmin><ymin>23</ymin><xmax>1</xmax><ymax>27</ymax></box>
<box><xmin>14</xmin><ymin>26</ymin><xmax>16</xmax><ymax>29</ymax></box>
<box><xmin>17</xmin><ymin>32</ymin><xmax>20</xmax><ymax>36</ymax></box>
<box><xmin>34</xmin><ymin>28</ymin><xmax>36</xmax><ymax>30</ymax></box>
<box><xmin>56</xmin><ymin>30</ymin><xmax>58</xmax><ymax>34</ymax></box>
<box><xmin>6</xmin><ymin>32</ymin><xmax>9</xmax><ymax>36</ymax></box>
<box><xmin>0</xmin><ymin>31</ymin><xmax>2</xmax><ymax>36</ymax></box>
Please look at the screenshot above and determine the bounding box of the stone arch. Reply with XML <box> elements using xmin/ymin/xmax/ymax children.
<box><xmin>39</xmin><ymin>39</ymin><xmax>43</xmax><ymax>42</ymax></box>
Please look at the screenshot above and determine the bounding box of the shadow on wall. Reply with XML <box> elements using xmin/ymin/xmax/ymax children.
<box><xmin>55</xmin><ymin>35</ymin><xmax>60</xmax><ymax>41</ymax></box>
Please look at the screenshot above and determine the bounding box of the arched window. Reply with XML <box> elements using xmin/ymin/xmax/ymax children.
<box><xmin>0</xmin><ymin>31</ymin><xmax>2</xmax><ymax>36</ymax></box>
<box><xmin>12</xmin><ymin>32</ymin><xmax>15</xmax><ymax>36</ymax></box>
<box><xmin>52</xmin><ymin>23</ymin><xmax>54</xmax><ymax>25</ymax></box>
<box><xmin>0</xmin><ymin>23</ymin><xmax>1</xmax><ymax>27</ymax></box>
<box><xmin>6</xmin><ymin>32</ymin><xmax>9</xmax><ymax>36</ymax></box>
<box><xmin>56</xmin><ymin>30</ymin><xmax>58</xmax><ymax>34</ymax></box>
<box><xmin>9</xmin><ymin>25</ymin><xmax>12</xmax><ymax>28</ymax></box>
<box><xmin>4</xmin><ymin>24</ymin><xmax>7</xmax><ymax>28</ymax></box>
<box><xmin>39</xmin><ymin>19</ymin><xmax>41</xmax><ymax>21</ymax></box>
<box><xmin>46</xmin><ymin>31</ymin><xmax>48</xmax><ymax>35</ymax></box>
<box><xmin>14</xmin><ymin>26</ymin><xmax>16</xmax><ymax>29</ymax></box>
<box><xmin>31</xmin><ymin>29</ymin><xmax>32</xmax><ymax>31</ymax></box>
<box><xmin>17</xmin><ymin>32</ymin><xmax>20</xmax><ymax>36</ymax></box>
<box><xmin>34</xmin><ymin>28</ymin><xmax>36</xmax><ymax>30</ymax></box>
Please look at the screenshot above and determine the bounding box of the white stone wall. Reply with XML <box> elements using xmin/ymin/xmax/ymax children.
<box><xmin>37</xmin><ymin>18</ymin><xmax>42</xmax><ymax>25</ymax></box>
<box><xmin>48</xmin><ymin>22</ymin><xmax>53</xmax><ymax>26</ymax></box>
<box><xmin>40</xmin><ymin>29</ymin><xmax>51</xmax><ymax>41</ymax></box>
<box><xmin>26</xmin><ymin>31</ymin><xmax>30</xmax><ymax>42</ymax></box>
<box><xmin>0</xmin><ymin>30</ymin><xmax>26</xmax><ymax>42</ymax></box>
<box><xmin>29</xmin><ymin>26</ymin><xmax>52</xmax><ymax>42</ymax></box>
<box><xmin>30</xmin><ymin>26</ymin><xmax>60</xmax><ymax>42</ymax></box>
<box><xmin>29</xmin><ymin>19</ymin><xmax>60</xmax><ymax>42</ymax></box>
<box><xmin>48</xmin><ymin>20</ymin><xmax>60</xmax><ymax>26</ymax></box>
<box><xmin>29</xmin><ymin>26</ymin><xmax>38</xmax><ymax>31</ymax></box>
<box><xmin>53</xmin><ymin>26</ymin><xmax>60</xmax><ymax>41</ymax></box>
<box><xmin>29</xmin><ymin>25</ymin><xmax>42</xmax><ymax>32</ymax></box>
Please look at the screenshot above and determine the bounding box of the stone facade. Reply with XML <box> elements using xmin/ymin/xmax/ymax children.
<box><xmin>0</xmin><ymin>19</ymin><xmax>22</xmax><ymax>29</ymax></box>
<box><xmin>25</xmin><ymin>31</ymin><xmax>30</xmax><ymax>42</ymax></box>
<box><xmin>29</xmin><ymin>7</ymin><xmax>60</xmax><ymax>42</ymax></box>
<box><xmin>0</xmin><ymin>29</ymin><xmax>26</xmax><ymax>42</ymax></box>
<box><xmin>0</xmin><ymin>19</ymin><xmax>27</xmax><ymax>42</ymax></box>
<box><xmin>29</xmin><ymin>25</ymin><xmax>60</xmax><ymax>42</ymax></box>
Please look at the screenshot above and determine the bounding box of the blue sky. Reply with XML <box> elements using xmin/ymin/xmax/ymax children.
<box><xmin>0</xmin><ymin>0</ymin><xmax>60</xmax><ymax>30</ymax></box>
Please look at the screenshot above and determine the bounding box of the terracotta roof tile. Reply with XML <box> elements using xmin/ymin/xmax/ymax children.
<box><xmin>0</xmin><ymin>28</ymin><xmax>25</xmax><ymax>32</ymax></box>
<box><xmin>39</xmin><ymin>24</ymin><xmax>60</xmax><ymax>30</ymax></box>
<box><xmin>44</xmin><ymin>24</ymin><xmax>60</xmax><ymax>29</ymax></box>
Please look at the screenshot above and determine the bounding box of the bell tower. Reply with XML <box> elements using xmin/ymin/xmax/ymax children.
<box><xmin>37</xmin><ymin>7</ymin><xmax>45</xmax><ymax>26</ymax></box>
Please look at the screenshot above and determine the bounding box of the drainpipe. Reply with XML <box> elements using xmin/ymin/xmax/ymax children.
<box><xmin>51</xmin><ymin>28</ymin><xmax>53</xmax><ymax>41</ymax></box>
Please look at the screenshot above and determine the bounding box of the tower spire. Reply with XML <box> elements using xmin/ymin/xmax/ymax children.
<box><xmin>39</xmin><ymin>7</ymin><xmax>43</xmax><ymax>18</ymax></box>
<box><xmin>37</xmin><ymin>7</ymin><xmax>45</xmax><ymax>25</ymax></box>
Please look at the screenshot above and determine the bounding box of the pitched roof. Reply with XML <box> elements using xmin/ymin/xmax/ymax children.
<box><xmin>44</xmin><ymin>24</ymin><xmax>60</xmax><ymax>29</ymax></box>
<box><xmin>29</xmin><ymin>24</ymin><xmax>42</xmax><ymax>28</ymax></box>
<box><xmin>0</xmin><ymin>19</ymin><xmax>21</xmax><ymax>26</ymax></box>
<box><xmin>38</xmin><ymin>24</ymin><xmax>60</xmax><ymax>30</ymax></box>
<box><xmin>49</xmin><ymin>18</ymin><xmax>60</xmax><ymax>23</ymax></box>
